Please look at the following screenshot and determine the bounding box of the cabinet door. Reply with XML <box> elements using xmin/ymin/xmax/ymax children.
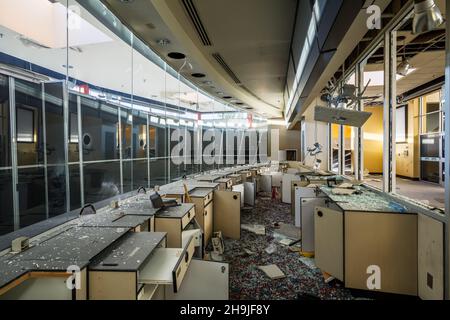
<box><xmin>243</xmin><ymin>182</ymin><xmax>255</xmax><ymax>206</ymax></box>
<box><xmin>232</xmin><ymin>184</ymin><xmax>244</xmax><ymax>207</ymax></box>
<box><xmin>214</xmin><ymin>190</ymin><xmax>241</xmax><ymax>239</ymax></box>
<box><xmin>314</xmin><ymin>207</ymin><xmax>343</xmax><ymax>281</ymax></box>
<box><xmin>345</xmin><ymin>211</ymin><xmax>417</xmax><ymax>295</ymax></box>
<box><xmin>300</xmin><ymin>198</ymin><xmax>326</xmax><ymax>252</ymax></box>
<box><xmin>418</xmin><ymin>214</ymin><xmax>443</xmax><ymax>300</ymax></box>
<box><xmin>203</xmin><ymin>201</ymin><xmax>213</xmax><ymax>246</ymax></box>
<box><xmin>165</xmin><ymin>260</ymin><xmax>229</xmax><ymax>300</ymax></box>
<box><xmin>260</xmin><ymin>174</ymin><xmax>272</xmax><ymax>192</ymax></box>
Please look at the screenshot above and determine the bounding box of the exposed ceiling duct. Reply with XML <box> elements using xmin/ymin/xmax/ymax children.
<box><xmin>412</xmin><ymin>0</ymin><xmax>444</xmax><ymax>34</ymax></box>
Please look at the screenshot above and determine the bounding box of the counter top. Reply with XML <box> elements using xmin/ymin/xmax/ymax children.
<box><xmin>0</xmin><ymin>226</ymin><xmax>129</xmax><ymax>290</ymax></box>
<box><xmin>89</xmin><ymin>232</ymin><xmax>166</xmax><ymax>272</ymax></box>
<box><xmin>189</xmin><ymin>187</ymin><xmax>214</xmax><ymax>198</ymax></box>
<box><xmin>156</xmin><ymin>203</ymin><xmax>195</xmax><ymax>219</ymax></box>
<box><xmin>319</xmin><ymin>186</ymin><xmax>410</xmax><ymax>213</ymax></box>
<box><xmin>78</xmin><ymin>213</ymin><xmax>151</xmax><ymax>228</ymax></box>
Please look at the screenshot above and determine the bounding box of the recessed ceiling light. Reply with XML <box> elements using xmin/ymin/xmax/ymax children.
<box><xmin>191</xmin><ymin>73</ymin><xmax>206</xmax><ymax>78</ymax></box>
<box><xmin>223</xmin><ymin>96</ymin><xmax>232</xmax><ymax>99</ymax></box>
<box><xmin>168</xmin><ymin>52</ymin><xmax>186</xmax><ymax>59</ymax></box>
<box><xmin>120</xmin><ymin>0</ymin><xmax>135</xmax><ymax>3</ymax></box>
<box><xmin>235</xmin><ymin>102</ymin><xmax>244</xmax><ymax>105</ymax></box>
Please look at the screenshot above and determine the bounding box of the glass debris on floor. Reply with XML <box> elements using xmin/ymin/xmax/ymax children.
<box><xmin>222</xmin><ymin>192</ymin><xmax>355</xmax><ymax>300</ymax></box>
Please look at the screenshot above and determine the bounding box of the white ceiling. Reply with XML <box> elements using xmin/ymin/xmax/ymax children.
<box><xmin>102</xmin><ymin>0</ymin><xmax>297</xmax><ymax>118</ymax></box>
<box><xmin>0</xmin><ymin>0</ymin><xmax>236</xmax><ymax>114</ymax></box>
<box><xmin>363</xmin><ymin>49</ymin><xmax>445</xmax><ymax>102</ymax></box>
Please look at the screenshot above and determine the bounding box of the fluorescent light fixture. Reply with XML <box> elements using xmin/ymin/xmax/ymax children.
<box><xmin>422</xmin><ymin>138</ymin><xmax>435</xmax><ymax>144</ymax></box>
<box><xmin>346</xmin><ymin>69</ymin><xmax>417</xmax><ymax>87</ymax></box>
<box><xmin>150</xmin><ymin>116</ymin><xmax>159</xmax><ymax>123</ymax></box>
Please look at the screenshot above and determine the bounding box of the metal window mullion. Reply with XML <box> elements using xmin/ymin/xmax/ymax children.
<box><xmin>119</xmin><ymin>107</ymin><xmax>124</xmax><ymax>194</ymax></box>
<box><xmin>327</xmin><ymin>123</ymin><xmax>332</xmax><ymax>171</ymax></box>
<box><xmin>77</xmin><ymin>95</ymin><xmax>84</xmax><ymax>206</ymax></box>
<box><xmin>383</xmin><ymin>30</ymin><xmax>397</xmax><ymax>193</ymax></box>
<box><xmin>147</xmin><ymin>114</ymin><xmax>150</xmax><ymax>188</ymax></box>
<box><xmin>130</xmin><ymin>111</ymin><xmax>134</xmax><ymax>190</ymax></box>
<box><xmin>130</xmin><ymin>37</ymin><xmax>134</xmax><ymax>190</ymax></box>
<box><xmin>9</xmin><ymin>77</ymin><xmax>19</xmax><ymax>230</ymax></box>
<box><xmin>42</xmin><ymin>83</ymin><xmax>49</xmax><ymax>219</ymax></box>
<box><xmin>63</xmin><ymin>81</ymin><xmax>70</xmax><ymax>214</ymax></box>
<box><xmin>356</xmin><ymin>62</ymin><xmax>364</xmax><ymax>181</ymax></box>
<box><xmin>338</xmin><ymin>125</ymin><xmax>344</xmax><ymax>175</ymax></box>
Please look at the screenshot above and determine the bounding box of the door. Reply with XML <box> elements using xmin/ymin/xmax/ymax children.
<box><xmin>214</xmin><ymin>190</ymin><xmax>240</xmax><ymax>239</ymax></box>
<box><xmin>314</xmin><ymin>206</ymin><xmax>343</xmax><ymax>281</ymax></box>
<box><xmin>165</xmin><ymin>260</ymin><xmax>229</xmax><ymax>300</ymax></box>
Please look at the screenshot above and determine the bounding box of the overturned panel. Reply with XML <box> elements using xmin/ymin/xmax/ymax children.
<box><xmin>314</xmin><ymin>106</ymin><xmax>372</xmax><ymax>127</ymax></box>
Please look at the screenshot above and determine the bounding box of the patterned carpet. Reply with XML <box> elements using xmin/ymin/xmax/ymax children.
<box><xmin>222</xmin><ymin>193</ymin><xmax>355</xmax><ymax>300</ymax></box>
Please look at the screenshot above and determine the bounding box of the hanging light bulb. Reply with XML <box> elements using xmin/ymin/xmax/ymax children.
<box><xmin>397</xmin><ymin>38</ymin><xmax>412</xmax><ymax>77</ymax></box>
<box><xmin>412</xmin><ymin>0</ymin><xmax>444</xmax><ymax>35</ymax></box>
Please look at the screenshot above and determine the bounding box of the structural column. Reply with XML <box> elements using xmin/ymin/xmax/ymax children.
<box><xmin>444</xmin><ymin>1</ymin><xmax>450</xmax><ymax>300</ymax></box>
<box><xmin>382</xmin><ymin>30</ymin><xmax>397</xmax><ymax>192</ymax></box>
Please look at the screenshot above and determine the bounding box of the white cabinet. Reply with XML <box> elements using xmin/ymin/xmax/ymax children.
<box><xmin>314</xmin><ymin>207</ymin><xmax>344</xmax><ymax>281</ymax></box>
<box><xmin>165</xmin><ymin>260</ymin><xmax>229</xmax><ymax>300</ymax></box>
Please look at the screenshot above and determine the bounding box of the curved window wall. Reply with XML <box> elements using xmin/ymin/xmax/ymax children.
<box><xmin>0</xmin><ymin>0</ymin><xmax>268</xmax><ymax>235</ymax></box>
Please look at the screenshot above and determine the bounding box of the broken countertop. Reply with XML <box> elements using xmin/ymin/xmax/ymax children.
<box><xmin>0</xmin><ymin>226</ymin><xmax>129</xmax><ymax>290</ymax></box>
<box><xmin>155</xmin><ymin>203</ymin><xmax>195</xmax><ymax>219</ymax></box>
<box><xmin>90</xmin><ymin>232</ymin><xmax>166</xmax><ymax>272</ymax></box>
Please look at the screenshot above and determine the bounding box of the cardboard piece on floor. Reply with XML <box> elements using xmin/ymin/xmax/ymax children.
<box><xmin>277</xmin><ymin>223</ymin><xmax>301</xmax><ymax>240</ymax></box>
<box><xmin>279</xmin><ymin>238</ymin><xmax>293</xmax><ymax>246</ymax></box>
<box><xmin>322</xmin><ymin>271</ymin><xmax>335</xmax><ymax>283</ymax></box>
<box><xmin>241</xmin><ymin>224</ymin><xmax>266</xmax><ymax>235</ymax></box>
<box><xmin>258</xmin><ymin>265</ymin><xmax>286</xmax><ymax>279</ymax></box>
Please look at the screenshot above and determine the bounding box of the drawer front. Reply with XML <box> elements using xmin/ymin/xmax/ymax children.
<box><xmin>204</xmin><ymin>192</ymin><xmax>213</xmax><ymax>206</ymax></box>
<box><xmin>181</xmin><ymin>207</ymin><xmax>195</xmax><ymax>229</ymax></box>
<box><xmin>173</xmin><ymin>236</ymin><xmax>196</xmax><ymax>292</ymax></box>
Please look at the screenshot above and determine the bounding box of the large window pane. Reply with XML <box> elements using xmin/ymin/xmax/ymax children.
<box><xmin>69</xmin><ymin>164</ymin><xmax>81</xmax><ymax>210</ymax></box>
<box><xmin>133</xmin><ymin>159</ymin><xmax>147</xmax><ymax>189</ymax></box>
<box><xmin>68</xmin><ymin>93</ymin><xmax>79</xmax><ymax>163</ymax></box>
<box><xmin>0</xmin><ymin>169</ymin><xmax>13</xmax><ymax>235</ymax></box>
<box><xmin>47</xmin><ymin>165</ymin><xmax>66</xmax><ymax>217</ymax></box>
<box><xmin>81</xmin><ymin>98</ymin><xmax>119</xmax><ymax>161</ymax></box>
<box><xmin>18</xmin><ymin>167</ymin><xmax>46</xmax><ymax>228</ymax></box>
<box><xmin>15</xmin><ymin>79</ymin><xmax>44</xmax><ymax>166</ymax></box>
<box><xmin>150</xmin><ymin>158</ymin><xmax>167</xmax><ymax>187</ymax></box>
<box><xmin>83</xmin><ymin>162</ymin><xmax>120</xmax><ymax>204</ymax></box>
<box><xmin>44</xmin><ymin>82</ymin><xmax>65</xmax><ymax>164</ymax></box>
<box><xmin>0</xmin><ymin>74</ymin><xmax>10</xmax><ymax>167</ymax></box>
<box><xmin>122</xmin><ymin>160</ymin><xmax>133</xmax><ymax>193</ymax></box>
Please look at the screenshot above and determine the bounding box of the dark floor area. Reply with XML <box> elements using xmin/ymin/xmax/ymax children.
<box><xmin>222</xmin><ymin>193</ymin><xmax>355</xmax><ymax>300</ymax></box>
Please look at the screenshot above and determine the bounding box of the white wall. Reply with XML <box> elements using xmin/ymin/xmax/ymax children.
<box><xmin>303</xmin><ymin>98</ymin><xmax>328</xmax><ymax>169</ymax></box>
